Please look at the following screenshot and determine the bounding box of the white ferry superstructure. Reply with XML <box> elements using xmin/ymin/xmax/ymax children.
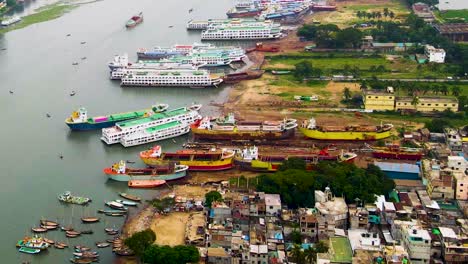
<box><xmin>110</xmin><ymin>63</ymin><xmax>197</xmax><ymax>80</ymax></box>
<box><xmin>186</xmin><ymin>18</ymin><xmax>260</xmax><ymax>30</ymax></box>
<box><xmin>101</xmin><ymin>107</ymin><xmax>201</xmax><ymax>145</ymax></box>
<box><xmin>201</xmin><ymin>22</ymin><xmax>282</xmax><ymax>40</ymax></box>
<box><xmin>120</xmin><ymin>69</ymin><xmax>223</xmax><ymax>87</ymax></box>
<box><xmin>120</xmin><ymin>121</ymin><xmax>190</xmax><ymax>147</ymax></box>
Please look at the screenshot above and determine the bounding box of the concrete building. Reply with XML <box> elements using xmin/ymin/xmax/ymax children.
<box><xmin>363</xmin><ymin>90</ymin><xmax>395</xmax><ymax>111</ymax></box>
<box><xmin>422</xmin><ymin>159</ymin><xmax>454</xmax><ymax>199</ymax></box>
<box><xmin>264</xmin><ymin>194</ymin><xmax>281</xmax><ymax>216</ymax></box>
<box><xmin>207</xmin><ymin>247</ymin><xmax>231</xmax><ymax>264</ymax></box>
<box><xmin>435</xmin><ymin>23</ymin><xmax>468</xmax><ymax>42</ymax></box>
<box><xmin>445</xmin><ymin>129</ymin><xmax>463</xmax><ymax>151</ymax></box>
<box><xmin>383</xmin><ymin>245</ymin><xmax>410</xmax><ymax>264</ymax></box>
<box><xmin>348</xmin><ymin>229</ymin><xmax>381</xmax><ymax>252</ymax></box>
<box><xmin>402</xmin><ymin>227</ymin><xmax>432</xmax><ymax>264</ymax></box>
<box><xmin>395</xmin><ymin>96</ymin><xmax>458</xmax><ymax>112</ymax></box>
<box><xmin>424</xmin><ymin>45</ymin><xmax>446</xmax><ymax>63</ymax></box>
<box><xmin>315</xmin><ymin>188</ymin><xmax>348</xmax><ymax>238</ymax></box>
<box><xmin>298</xmin><ymin>208</ymin><xmax>318</xmax><ymax>240</ymax></box>
<box><xmin>454</xmin><ymin>171</ymin><xmax>468</xmax><ymax>200</ymax></box>
<box><xmin>438</xmin><ymin>227</ymin><xmax>468</xmax><ymax>263</ymax></box>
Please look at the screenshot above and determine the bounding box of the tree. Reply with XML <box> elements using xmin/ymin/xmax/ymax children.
<box><xmin>297</xmin><ymin>24</ymin><xmax>318</xmax><ymax>40</ymax></box>
<box><xmin>335</xmin><ymin>28</ymin><xmax>363</xmax><ymax>48</ymax></box>
<box><xmin>205</xmin><ymin>191</ymin><xmax>222</xmax><ymax>208</ymax></box>
<box><xmin>383</xmin><ymin>8</ymin><xmax>389</xmax><ymax>18</ymax></box>
<box><xmin>425</xmin><ymin>119</ymin><xmax>449</xmax><ymax>133</ymax></box>
<box><xmin>151</xmin><ymin>197</ymin><xmax>175</xmax><ymax>212</ymax></box>
<box><xmin>279</xmin><ymin>157</ymin><xmax>307</xmax><ymax>171</ymax></box>
<box><xmin>343</xmin><ymin>87</ymin><xmax>352</xmax><ymax>101</ymax></box>
<box><xmin>291</xmin><ymin>229</ymin><xmax>302</xmax><ymax>244</ymax></box>
<box><xmin>432</xmin><ymin>85</ymin><xmax>441</xmax><ymax>95</ymax></box>
<box><xmin>142</xmin><ymin>245</ymin><xmax>200</xmax><ymax>264</ymax></box>
<box><xmin>440</xmin><ymin>85</ymin><xmax>449</xmax><ymax>96</ymax></box>
<box><xmin>304</xmin><ymin>247</ymin><xmax>316</xmax><ymax>264</ymax></box>
<box><xmin>314</xmin><ymin>24</ymin><xmax>340</xmax><ymax>48</ymax></box>
<box><xmin>411</xmin><ymin>96</ymin><xmax>420</xmax><ymax>111</ymax></box>
<box><xmin>124</xmin><ymin>229</ymin><xmax>156</xmax><ymax>256</ymax></box>
<box><xmin>451</xmin><ymin>86</ymin><xmax>461</xmax><ymax>96</ymax></box>
<box><xmin>291</xmin><ymin>244</ymin><xmax>306</xmax><ymax>264</ymax></box>
<box><xmin>389</xmin><ymin>11</ymin><xmax>395</xmax><ymax>19</ymax></box>
<box><xmin>315</xmin><ymin>241</ymin><xmax>329</xmax><ymax>254</ymax></box>
<box><xmin>294</xmin><ymin>60</ymin><xmax>315</xmax><ymax>81</ymax></box>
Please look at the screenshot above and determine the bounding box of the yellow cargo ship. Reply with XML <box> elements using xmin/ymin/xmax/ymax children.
<box><xmin>299</xmin><ymin>118</ymin><xmax>393</xmax><ymax>141</ymax></box>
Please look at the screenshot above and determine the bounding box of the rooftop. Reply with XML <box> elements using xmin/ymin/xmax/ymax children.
<box><xmin>374</xmin><ymin>161</ymin><xmax>420</xmax><ymax>174</ymax></box>
<box><xmin>330</xmin><ymin>237</ymin><xmax>353</xmax><ymax>263</ymax></box>
<box><xmin>265</xmin><ymin>194</ymin><xmax>281</xmax><ymax>206</ymax></box>
<box><xmin>207</xmin><ymin>247</ymin><xmax>229</xmax><ymax>258</ymax></box>
<box><xmin>435</xmin><ymin>23</ymin><xmax>468</xmax><ymax>34</ymax></box>
<box><xmin>438</xmin><ymin>227</ymin><xmax>458</xmax><ymax>239</ymax></box>
<box><xmin>117</xmin><ymin>107</ymin><xmax>188</xmax><ymax>128</ymax></box>
<box><xmin>406</xmin><ymin>227</ymin><xmax>431</xmax><ymax>241</ymax></box>
<box><xmin>396</xmin><ymin>96</ymin><xmax>458</xmax><ymax>103</ymax></box>
<box><xmin>145</xmin><ymin>121</ymin><xmax>181</xmax><ymax>133</ymax></box>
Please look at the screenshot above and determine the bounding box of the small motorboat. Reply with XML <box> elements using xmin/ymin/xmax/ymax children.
<box><xmin>65</xmin><ymin>230</ymin><xmax>81</xmax><ymax>238</ymax></box>
<box><xmin>80</xmin><ymin>230</ymin><xmax>94</xmax><ymax>235</ymax></box>
<box><xmin>31</xmin><ymin>227</ymin><xmax>47</xmax><ymax>233</ymax></box>
<box><xmin>128</xmin><ymin>179</ymin><xmax>166</xmax><ymax>188</ymax></box>
<box><xmin>19</xmin><ymin>247</ymin><xmax>40</xmax><ymax>254</ymax></box>
<box><xmin>126</xmin><ymin>12</ymin><xmax>143</xmax><ymax>28</ymax></box>
<box><xmin>106</xmin><ymin>238</ymin><xmax>115</xmax><ymax>243</ymax></box>
<box><xmin>81</xmin><ymin>57</ymin><xmax>87</xmax><ymax>60</ymax></box>
<box><xmin>66</xmin><ymin>34</ymin><xmax>71</xmax><ymax>36</ymax></box>
<box><xmin>98</xmin><ymin>209</ymin><xmax>127</xmax><ymax>214</ymax></box>
<box><xmin>69</xmin><ymin>258</ymin><xmax>93</xmax><ymax>264</ymax></box>
<box><xmin>119</xmin><ymin>192</ymin><xmax>141</xmax><ymax>202</ymax></box>
<box><xmin>105</xmin><ymin>201</ymin><xmax>127</xmax><ymax>210</ymax></box>
<box><xmin>168</xmin><ymin>25</ymin><xmax>173</xmax><ymax>28</ymax></box>
<box><xmin>81</xmin><ymin>217</ymin><xmax>100</xmax><ymax>223</ymax></box>
<box><xmin>188</xmin><ymin>103</ymin><xmax>202</xmax><ymax>111</ymax></box>
<box><xmin>72</xmin><ymin>62</ymin><xmax>78</xmax><ymax>65</ymax></box>
<box><xmin>189</xmin><ymin>8</ymin><xmax>193</xmax><ymax>13</ymax></box>
<box><xmin>70</xmin><ymin>91</ymin><xmax>76</xmax><ymax>96</ymax></box>
<box><xmin>152</xmin><ymin>103</ymin><xmax>169</xmax><ymax>113</ymax></box>
<box><xmin>66</xmin><ymin>233</ymin><xmax>79</xmax><ymax>238</ymax></box>
<box><xmin>106</xmin><ymin>230</ymin><xmax>119</xmax><ymax>235</ymax></box>
<box><xmin>115</xmin><ymin>199</ymin><xmax>138</xmax><ymax>206</ymax></box>
<box><xmin>80</xmin><ymin>41</ymin><xmax>86</xmax><ymax>44</ymax></box>
<box><xmin>54</xmin><ymin>243</ymin><xmax>65</xmax><ymax>249</ymax></box>
<box><xmin>74</xmin><ymin>245</ymin><xmax>92</xmax><ymax>251</ymax></box>
<box><xmin>125</xmin><ymin>160</ymin><xmax>136</xmax><ymax>164</ymax></box>
<box><xmin>41</xmin><ymin>225</ymin><xmax>57</xmax><ymax>230</ymax></box>
<box><xmin>96</xmin><ymin>242</ymin><xmax>110</xmax><ymax>248</ymax></box>
<box><xmin>40</xmin><ymin>220</ymin><xmax>59</xmax><ymax>226</ymax></box>
<box><xmin>105</xmin><ymin>212</ymin><xmax>126</xmax><ymax>217</ymax></box>
<box><xmin>73</xmin><ymin>251</ymin><xmax>99</xmax><ymax>257</ymax></box>
<box><xmin>43</xmin><ymin>238</ymin><xmax>54</xmax><ymax>244</ymax></box>
<box><xmin>105</xmin><ymin>227</ymin><xmax>118</xmax><ymax>233</ymax></box>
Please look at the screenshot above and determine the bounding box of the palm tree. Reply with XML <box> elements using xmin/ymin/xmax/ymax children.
<box><xmin>451</xmin><ymin>86</ymin><xmax>461</xmax><ymax>96</ymax></box>
<box><xmin>343</xmin><ymin>87</ymin><xmax>352</xmax><ymax>101</ymax></box>
<box><xmin>304</xmin><ymin>247</ymin><xmax>317</xmax><ymax>264</ymax></box>
<box><xmin>389</xmin><ymin>11</ymin><xmax>395</xmax><ymax>19</ymax></box>
<box><xmin>291</xmin><ymin>244</ymin><xmax>305</xmax><ymax>264</ymax></box>
<box><xmin>356</xmin><ymin>11</ymin><xmax>362</xmax><ymax>19</ymax></box>
<box><xmin>411</xmin><ymin>96</ymin><xmax>420</xmax><ymax>111</ymax></box>
<box><xmin>432</xmin><ymin>85</ymin><xmax>441</xmax><ymax>95</ymax></box>
<box><xmin>440</xmin><ymin>85</ymin><xmax>449</xmax><ymax>96</ymax></box>
<box><xmin>383</xmin><ymin>8</ymin><xmax>389</xmax><ymax>18</ymax></box>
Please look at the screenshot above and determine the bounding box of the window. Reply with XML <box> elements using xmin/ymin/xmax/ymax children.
<box><xmin>389</xmin><ymin>97</ymin><xmax>393</xmax><ymax>99</ymax></box>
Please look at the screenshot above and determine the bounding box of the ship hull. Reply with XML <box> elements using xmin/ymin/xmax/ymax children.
<box><xmin>299</xmin><ymin>127</ymin><xmax>391</xmax><ymax>141</ymax></box>
<box><xmin>141</xmin><ymin>157</ymin><xmax>234</xmax><ymax>171</ymax></box>
<box><xmin>372</xmin><ymin>152</ymin><xmax>422</xmax><ymax>160</ymax></box>
<box><xmin>65</xmin><ymin>120</ymin><xmax>120</xmax><ymax>131</ymax></box>
<box><xmin>104</xmin><ymin>170</ymin><xmax>187</xmax><ymax>182</ymax></box>
<box><xmin>191</xmin><ymin>127</ymin><xmax>295</xmax><ymax>140</ymax></box>
<box><xmin>227</xmin><ymin>11</ymin><xmax>261</xmax><ymax>18</ymax></box>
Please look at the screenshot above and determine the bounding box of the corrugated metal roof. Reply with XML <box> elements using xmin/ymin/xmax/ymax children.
<box><xmin>374</xmin><ymin>161</ymin><xmax>420</xmax><ymax>174</ymax></box>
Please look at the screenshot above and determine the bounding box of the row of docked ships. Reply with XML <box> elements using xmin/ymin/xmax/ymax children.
<box><xmin>107</xmin><ymin>42</ymin><xmax>266</xmax><ymax>87</ymax></box>
<box><xmin>65</xmin><ymin>103</ymin><xmax>395</xmax><ymax>147</ymax></box>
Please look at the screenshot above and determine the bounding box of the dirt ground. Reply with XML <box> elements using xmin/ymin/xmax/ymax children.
<box><xmin>151</xmin><ymin>212</ymin><xmax>190</xmax><ymax>246</ymax></box>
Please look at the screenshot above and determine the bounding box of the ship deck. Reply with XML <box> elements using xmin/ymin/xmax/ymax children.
<box><xmin>118</xmin><ymin>108</ymin><xmax>188</xmax><ymax>128</ymax></box>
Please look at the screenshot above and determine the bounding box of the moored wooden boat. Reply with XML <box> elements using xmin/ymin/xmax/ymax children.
<box><xmin>105</xmin><ymin>212</ymin><xmax>126</xmax><ymax>217</ymax></box>
<box><xmin>104</xmin><ymin>161</ymin><xmax>188</xmax><ymax>182</ymax></box>
<box><xmin>96</xmin><ymin>242</ymin><xmax>111</xmax><ymax>248</ymax></box>
<box><xmin>128</xmin><ymin>179</ymin><xmax>166</xmax><ymax>188</ymax></box>
<box><xmin>40</xmin><ymin>220</ymin><xmax>59</xmax><ymax>226</ymax></box>
<box><xmin>41</xmin><ymin>225</ymin><xmax>58</xmax><ymax>230</ymax></box>
<box><xmin>31</xmin><ymin>227</ymin><xmax>48</xmax><ymax>233</ymax></box>
<box><xmin>81</xmin><ymin>217</ymin><xmax>100</xmax><ymax>223</ymax></box>
<box><xmin>98</xmin><ymin>209</ymin><xmax>127</xmax><ymax>214</ymax></box>
<box><xmin>115</xmin><ymin>199</ymin><xmax>138</xmax><ymax>206</ymax></box>
<box><xmin>81</xmin><ymin>230</ymin><xmax>94</xmax><ymax>234</ymax></box>
<box><xmin>43</xmin><ymin>238</ymin><xmax>54</xmax><ymax>244</ymax></box>
<box><xmin>54</xmin><ymin>243</ymin><xmax>65</xmax><ymax>249</ymax></box>
<box><xmin>105</xmin><ymin>201</ymin><xmax>127</xmax><ymax>210</ymax></box>
<box><xmin>69</xmin><ymin>258</ymin><xmax>93</xmax><ymax>264</ymax></box>
<box><xmin>19</xmin><ymin>247</ymin><xmax>41</xmax><ymax>254</ymax></box>
<box><xmin>61</xmin><ymin>225</ymin><xmax>74</xmax><ymax>231</ymax></box>
<box><xmin>119</xmin><ymin>192</ymin><xmax>141</xmax><ymax>202</ymax></box>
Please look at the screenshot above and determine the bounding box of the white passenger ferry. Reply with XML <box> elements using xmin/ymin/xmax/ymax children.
<box><xmin>186</xmin><ymin>18</ymin><xmax>259</xmax><ymax>30</ymax></box>
<box><xmin>120</xmin><ymin>121</ymin><xmax>190</xmax><ymax>147</ymax></box>
<box><xmin>120</xmin><ymin>69</ymin><xmax>223</xmax><ymax>87</ymax></box>
<box><xmin>110</xmin><ymin>63</ymin><xmax>196</xmax><ymax>80</ymax></box>
<box><xmin>101</xmin><ymin>107</ymin><xmax>201</xmax><ymax>145</ymax></box>
<box><xmin>201</xmin><ymin>22</ymin><xmax>282</xmax><ymax>40</ymax></box>
<box><xmin>158</xmin><ymin>52</ymin><xmax>233</xmax><ymax>67</ymax></box>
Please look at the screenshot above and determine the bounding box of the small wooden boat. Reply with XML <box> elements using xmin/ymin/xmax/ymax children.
<box><xmin>43</xmin><ymin>238</ymin><xmax>54</xmax><ymax>244</ymax></box>
<box><xmin>96</xmin><ymin>242</ymin><xmax>110</xmax><ymax>248</ymax></box>
<box><xmin>66</xmin><ymin>233</ymin><xmax>79</xmax><ymax>238</ymax></box>
<box><xmin>66</xmin><ymin>230</ymin><xmax>81</xmax><ymax>237</ymax></box>
<box><xmin>98</xmin><ymin>209</ymin><xmax>127</xmax><ymax>214</ymax></box>
<box><xmin>115</xmin><ymin>199</ymin><xmax>138</xmax><ymax>206</ymax></box>
<box><xmin>105</xmin><ymin>201</ymin><xmax>127</xmax><ymax>210</ymax></box>
<box><xmin>19</xmin><ymin>247</ymin><xmax>40</xmax><ymax>254</ymax></box>
<box><xmin>81</xmin><ymin>217</ymin><xmax>100</xmax><ymax>223</ymax></box>
<box><xmin>73</xmin><ymin>251</ymin><xmax>99</xmax><ymax>257</ymax></box>
<box><xmin>81</xmin><ymin>230</ymin><xmax>94</xmax><ymax>234</ymax></box>
<box><xmin>31</xmin><ymin>227</ymin><xmax>47</xmax><ymax>233</ymax></box>
<box><xmin>126</xmin><ymin>12</ymin><xmax>143</xmax><ymax>28</ymax></box>
<box><xmin>106</xmin><ymin>238</ymin><xmax>115</xmax><ymax>243</ymax></box>
<box><xmin>104</xmin><ymin>227</ymin><xmax>117</xmax><ymax>233</ymax></box>
<box><xmin>41</xmin><ymin>225</ymin><xmax>58</xmax><ymax>230</ymax></box>
<box><xmin>106</xmin><ymin>230</ymin><xmax>119</xmax><ymax>235</ymax></box>
<box><xmin>69</xmin><ymin>258</ymin><xmax>93</xmax><ymax>264</ymax></box>
<box><xmin>128</xmin><ymin>179</ymin><xmax>166</xmax><ymax>188</ymax></box>
<box><xmin>74</xmin><ymin>245</ymin><xmax>92</xmax><ymax>251</ymax></box>
<box><xmin>54</xmin><ymin>243</ymin><xmax>65</xmax><ymax>249</ymax></box>
<box><xmin>56</xmin><ymin>241</ymin><xmax>68</xmax><ymax>248</ymax></box>
<box><xmin>119</xmin><ymin>192</ymin><xmax>141</xmax><ymax>202</ymax></box>
<box><xmin>40</xmin><ymin>220</ymin><xmax>59</xmax><ymax>226</ymax></box>
<box><xmin>114</xmin><ymin>248</ymin><xmax>135</xmax><ymax>256</ymax></box>
<box><xmin>188</xmin><ymin>103</ymin><xmax>202</xmax><ymax>111</ymax></box>
<box><xmin>105</xmin><ymin>212</ymin><xmax>126</xmax><ymax>217</ymax></box>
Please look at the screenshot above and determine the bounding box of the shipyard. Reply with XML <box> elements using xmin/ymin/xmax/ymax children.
<box><xmin>1</xmin><ymin>0</ymin><xmax>468</xmax><ymax>263</ymax></box>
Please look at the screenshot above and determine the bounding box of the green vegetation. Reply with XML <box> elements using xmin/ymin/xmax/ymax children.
<box><xmin>0</xmin><ymin>3</ymin><xmax>75</xmax><ymax>34</ymax></box>
<box><xmin>149</xmin><ymin>197</ymin><xmax>175</xmax><ymax>212</ymax></box>
<box><xmin>204</xmin><ymin>191</ymin><xmax>222</xmax><ymax>208</ymax></box>
<box><xmin>425</xmin><ymin>118</ymin><xmax>450</xmax><ymax>133</ymax></box>
<box><xmin>124</xmin><ymin>229</ymin><xmax>200</xmax><ymax>264</ymax></box>
<box><xmin>405</xmin><ymin>0</ymin><xmax>437</xmax><ymax>6</ymax></box>
<box><xmin>289</xmin><ymin>241</ymin><xmax>329</xmax><ymax>264</ymax></box>
<box><xmin>293</xmin><ymin>61</ymin><xmax>322</xmax><ymax>80</ymax></box>
<box><xmin>436</xmin><ymin>9</ymin><xmax>468</xmax><ymax>23</ymax></box>
<box><xmin>297</xmin><ymin>24</ymin><xmax>363</xmax><ymax>48</ymax></box>
<box><xmin>256</xmin><ymin>160</ymin><xmax>395</xmax><ymax>209</ymax></box>
<box><xmin>356</xmin><ymin>8</ymin><xmax>395</xmax><ymax>20</ymax></box>
<box><xmin>124</xmin><ymin>229</ymin><xmax>157</xmax><ymax>256</ymax></box>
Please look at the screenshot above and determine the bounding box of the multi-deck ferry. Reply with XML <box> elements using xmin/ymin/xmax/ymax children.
<box><xmin>201</xmin><ymin>22</ymin><xmax>282</xmax><ymax>40</ymax></box>
<box><xmin>110</xmin><ymin>64</ymin><xmax>196</xmax><ymax>80</ymax></box>
<box><xmin>120</xmin><ymin>121</ymin><xmax>191</xmax><ymax>147</ymax></box>
<box><xmin>101</xmin><ymin>107</ymin><xmax>201</xmax><ymax>145</ymax></box>
<box><xmin>120</xmin><ymin>69</ymin><xmax>223</xmax><ymax>87</ymax></box>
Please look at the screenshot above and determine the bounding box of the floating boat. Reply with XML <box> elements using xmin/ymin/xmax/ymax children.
<box><xmin>114</xmin><ymin>248</ymin><xmax>135</xmax><ymax>256</ymax></box>
<box><xmin>40</xmin><ymin>225</ymin><xmax>58</xmax><ymax>230</ymax></box>
<box><xmin>119</xmin><ymin>121</ymin><xmax>191</xmax><ymax>147</ymax></box>
<box><xmin>191</xmin><ymin>113</ymin><xmax>298</xmax><ymax>140</ymax></box>
<box><xmin>81</xmin><ymin>217</ymin><xmax>100</xmax><ymax>223</ymax></box>
<box><xmin>65</xmin><ymin>104</ymin><xmax>168</xmax><ymax>131</ymax></box>
<box><xmin>101</xmin><ymin>107</ymin><xmax>201</xmax><ymax>145</ymax></box>
<box><xmin>73</xmin><ymin>251</ymin><xmax>99</xmax><ymax>257</ymax></box>
<box><xmin>40</xmin><ymin>220</ymin><xmax>59</xmax><ymax>226</ymax></box>
<box><xmin>16</xmin><ymin>236</ymin><xmax>50</xmax><ymax>250</ymax></box>
<box><xmin>58</xmin><ymin>191</ymin><xmax>91</xmax><ymax>205</ymax></box>
<box><xmin>104</xmin><ymin>160</ymin><xmax>188</xmax><ymax>181</ymax></box>
<box><xmin>119</xmin><ymin>193</ymin><xmax>141</xmax><ymax>202</ymax></box>
<box><xmin>271</xmin><ymin>70</ymin><xmax>291</xmax><ymax>75</ymax></box>
<box><xmin>226</xmin><ymin>7</ymin><xmax>263</xmax><ymax>18</ymax></box>
<box><xmin>105</xmin><ymin>212</ymin><xmax>126</xmax><ymax>217</ymax></box>
<box><xmin>19</xmin><ymin>247</ymin><xmax>40</xmax><ymax>254</ymax></box>
<box><xmin>140</xmin><ymin>145</ymin><xmax>235</xmax><ymax>171</ymax></box>
<box><xmin>1</xmin><ymin>16</ymin><xmax>21</xmax><ymax>27</ymax></box>
<box><xmin>115</xmin><ymin>199</ymin><xmax>138</xmax><ymax>206</ymax></box>
<box><xmin>61</xmin><ymin>225</ymin><xmax>74</xmax><ymax>231</ymax></box>
<box><xmin>56</xmin><ymin>242</ymin><xmax>68</xmax><ymax>248</ymax></box>
<box><xmin>126</xmin><ymin>12</ymin><xmax>143</xmax><ymax>28</ymax></box>
<box><xmin>69</xmin><ymin>258</ymin><xmax>93</xmax><ymax>264</ymax></box>
<box><xmin>119</xmin><ymin>69</ymin><xmax>223</xmax><ymax>87</ymax></box>
<box><xmin>98</xmin><ymin>209</ymin><xmax>128</xmax><ymax>214</ymax></box>
<box><xmin>235</xmin><ymin>146</ymin><xmax>357</xmax><ymax>172</ymax></box>
<box><xmin>55</xmin><ymin>243</ymin><xmax>65</xmax><ymax>249</ymax></box>
<box><xmin>43</xmin><ymin>238</ymin><xmax>54</xmax><ymax>244</ymax></box>
<box><xmin>65</xmin><ymin>230</ymin><xmax>81</xmax><ymax>236</ymax></box>
<box><xmin>371</xmin><ymin>144</ymin><xmax>423</xmax><ymax>160</ymax></box>
<box><xmin>108</xmin><ymin>54</ymin><xmax>129</xmax><ymax>71</ymax></box>
<box><xmin>31</xmin><ymin>227</ymin><xmax>48</xmax><ymax>233</ymax></box>
<box><xmin>96</xmin><ymin>242</ymin><xmax>111</xmax><ymax>248</ymax></box>
<box><xmin>299</xmin><ymin>118</ymin><xmax>394</xmax><ymax>141</ymax></box>
<box><xmin>105</xmin><ymin>201</ymin><xmax>127</xmax><ymax>210</ymax></box>
<box><xmin>128</xmin><ymin>179</ymin><xmax>166</xmax><ymax>188</ymax></box>
<box><xmin>201</xmin><ymin>21</ymin><xmax>281</xmax><ymax>40</ymax></box>
<box><xmin>81</xmin><ymin>230</ymin><xmax>94</xmax><ymax>234</ymax></box>
<box><xmin>222</xmin><ymin>70</ymin><xmax>264</xmax><ymax>84</ymax></box>
<box><xmin>105</xmin><ymin>227</ymin><xmax>119</xmax><ymax>233</ymax></box>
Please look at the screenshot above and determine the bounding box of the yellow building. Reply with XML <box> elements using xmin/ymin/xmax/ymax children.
<box><xmin>395</xmin><ymin>96</ymin><xmax>458</xmax><ymax>112</ymax></box>
<box><xmin>363</xmin><ymin>90</ymin><xmax>395</xmax><ymax>111</ymax></box>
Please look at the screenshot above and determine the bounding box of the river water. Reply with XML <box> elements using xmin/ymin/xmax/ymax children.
<box><xmin>0</xmin><ymin>0</ymin><xmax>236</xmax><ymax>262</ymax></box>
